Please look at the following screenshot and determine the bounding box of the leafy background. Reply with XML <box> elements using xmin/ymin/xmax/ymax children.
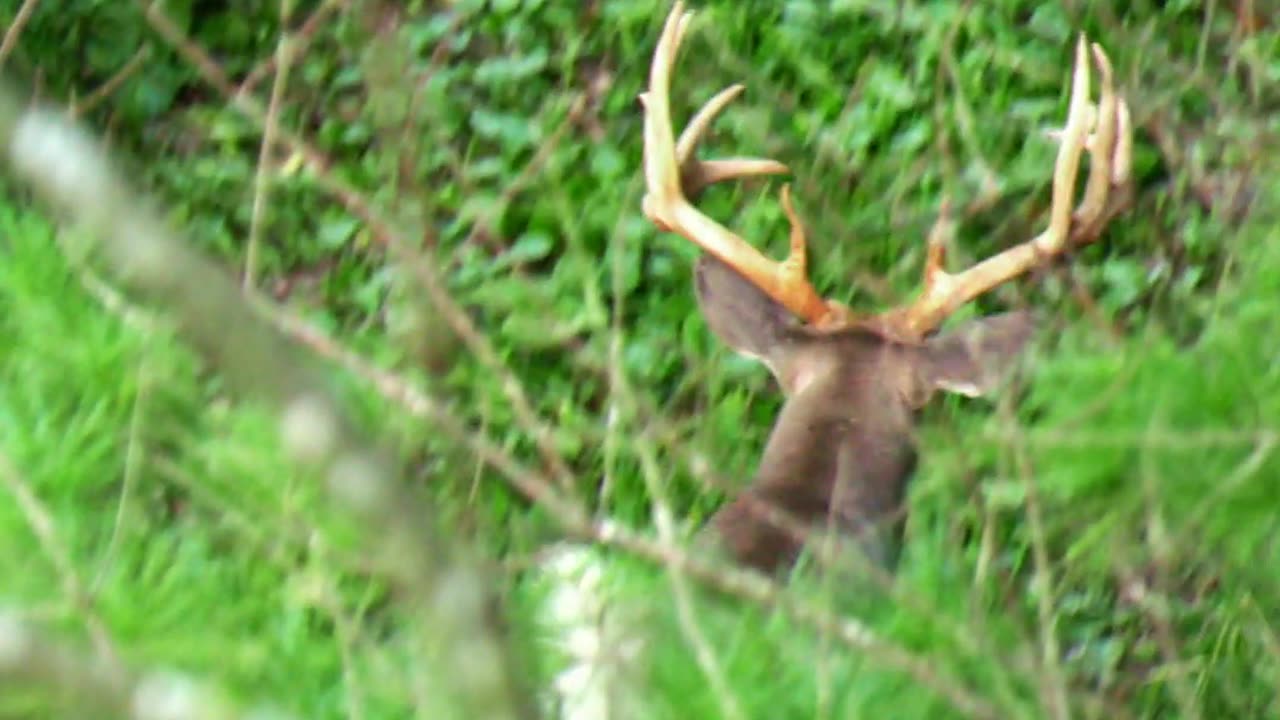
<box><xmin>0</xmin><ymin>0</ymin><xmax>1277</xmax><ymax>718</ymax></box>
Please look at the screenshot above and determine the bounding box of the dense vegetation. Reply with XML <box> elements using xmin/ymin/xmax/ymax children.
<box><xmin>1</xmin><ymin>1</ymin><xmax>1277</xmax><ymax>718</ymax></box>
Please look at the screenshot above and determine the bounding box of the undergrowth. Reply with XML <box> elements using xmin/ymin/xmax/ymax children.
<box><xmin>1</xmin><ymin>0</ymin><xmax>1278</xmax><ymax>718</ymax></box>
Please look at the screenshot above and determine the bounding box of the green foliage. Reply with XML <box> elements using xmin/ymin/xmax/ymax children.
<box><xmin>2</xmin><ymin>0</ymin><xmax>1279</xmax><ymax>717</ymax></box>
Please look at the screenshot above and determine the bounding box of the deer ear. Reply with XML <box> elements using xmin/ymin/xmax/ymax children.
<box><xmin>920</xmin><ymin>311</ymin><xmax>1036</xmax><ymax>398</ymax></box>
<box><xmin>693</xmin><ymin>254</ymin><xmax>799</xmax><ymax>366</ymax></box>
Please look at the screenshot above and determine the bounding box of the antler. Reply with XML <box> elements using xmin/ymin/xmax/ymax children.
<box><xmin>884</xmin><ymin>37</ymin><xmax>1133</xmax><ymax>340</ymax></box>
<box><xmin>639</xmin><ymin>2</ymin><xmax>853</xmax><ymax>330</ymax></box>
<box><xmin>640</xmin><ymin>2</ymin><xmax>1134</xmax><ymax>343</ymax></box>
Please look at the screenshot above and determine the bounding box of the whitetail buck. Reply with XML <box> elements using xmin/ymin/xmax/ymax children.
<box><xmin>640</xmin><ymin>3</ymin><xmax>1134</xmax><ymax>575</ymax></box>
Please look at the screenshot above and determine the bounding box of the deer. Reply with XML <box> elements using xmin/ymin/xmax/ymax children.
<box><xmin>638</xmin><ymin>3</ymin><xmax>1134</xmax><ymax>577</ymax></box>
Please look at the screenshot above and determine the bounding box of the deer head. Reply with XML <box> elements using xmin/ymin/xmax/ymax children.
<box><xmin>639</xmin><ymin>3</ymin><xmax>1134</xmax><ymax>576</ymax></box>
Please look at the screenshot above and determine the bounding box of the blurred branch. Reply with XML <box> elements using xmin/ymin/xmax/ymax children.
<box><xmin>0</xmin><ymin>82</ymin><xmax>537</xmax><ymax>720</ymax></box>
<box><xmin>0</xmin><ymin>610</ymin><xmax>279</xmax><ymax>719</ymax></box>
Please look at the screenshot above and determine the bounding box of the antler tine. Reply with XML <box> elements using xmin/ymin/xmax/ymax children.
<box><xmin>676</xmin><ymin>83</ymin><xmax>791</xmax><ymax>198</ymax></box>
<box><xmin>1074</xmin><ymin>44</ymin><xmax>1118</xmax><ymax>225</ymax></box>
<box><xmin>676</xmin><ymin>84</ymin><xmax>744</xmax><ymax>162</ymax></box>
<box><xmin>640</xmin><ymin>2</ymin><xmax>847</xmax><ymax>327</ymax></box>
<box><xmin>887</xmin><ymin>36</ymin><xmax>1134</xmax><ymax>340</ymax></box>
<box><xmin>1070</xmin><ymin>74</ymin><xmax>1134</xmax><ymax>243</ymax></box>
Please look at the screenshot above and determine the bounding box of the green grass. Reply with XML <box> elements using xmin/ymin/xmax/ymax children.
<box><xmin>1</xmin><ymin>0</ymin><xmax>1279</xmax><ymax>718</ymax></box>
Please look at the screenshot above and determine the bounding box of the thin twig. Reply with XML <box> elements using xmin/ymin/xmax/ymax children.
<box><xmin>611</xmin><ymin>321</ymin><xmax>745</xmax><ymax>720</ymax></box>
<box><xmin>236</xmin><ymin>0</ymin><xmax>350</xmax><ymax>98</ymax></box>
<box><xmin>1134</xmin><ymin>412</ymin><xmax>1204</xmax><ymax>720</ymax></box>
<box><xmin>69</xmin><ymin>46</ymin><xmax>152</xmax><ymax>119</ymax></box>
<box><xmin>1009</xmin><ymin>423</ymin><xmax>1070</xmax><ymax>720</ymax></box>
<box><xmin>0</xmin><ymin>0</ymin><xmax>41</xmax><ymax>67</ymax></box>
<box><xmin>244</xmin><ymin>0</ymin><xmax>296</xmax><ymax>291</ymax></box>
<box><xmin>0</xmin><ymin>452</ymin><xmax>119</xmax><ymax>665</ymax></box>
<box><xmin>91</xmin><ymin>347</ymin><xmax>152</xmax><ymax>598</ymax></box>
